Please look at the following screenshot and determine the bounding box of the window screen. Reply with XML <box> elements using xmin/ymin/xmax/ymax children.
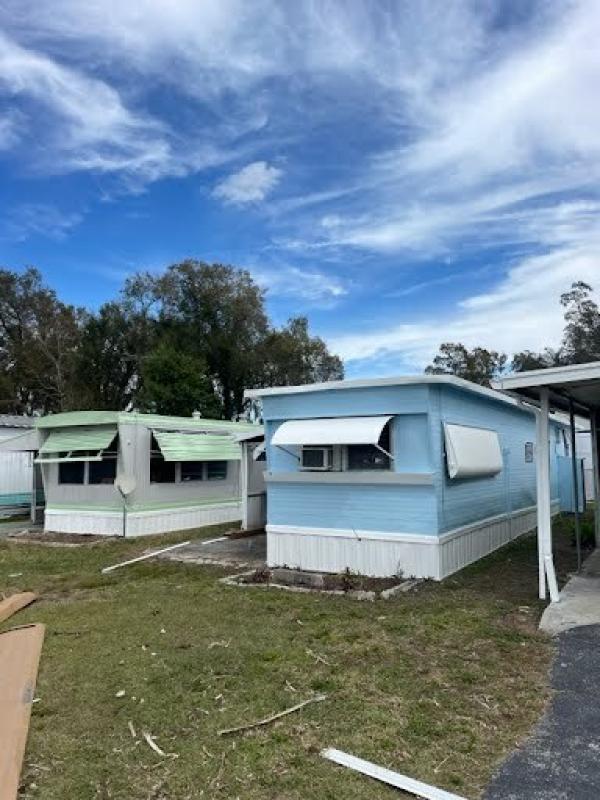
<box><xmin>181</xmin><ymin>461</ymin><xmax>205</xmax><ymax>481</ymax></box>
<box><xmin>207</xmin><ymin>461</ymin><xmax>227</xmax><ymax>480</ymax></box>
<box><xmin>347</xmin><ymin>423</ymin><xmax>391</xmax><ymax>470</ymax></box>
<box><xmin>89</xmin><ymin>458</ymin><xmax>117</xmax><ymax>484</ymax></box>
<box><xmin>150</xmin><ymin>458</ymin><xmax>176</xmax><ymax>483</ymax></box>
<box><xmin>59</xmin><ymin>460</ymin><xmax>85</xmax><ymax>484</ymax></box>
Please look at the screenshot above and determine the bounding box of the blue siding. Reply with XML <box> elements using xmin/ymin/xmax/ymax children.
<box><xmin>432</xmin><ymin>385</ymin><xmax>563</xmax><ymax>532</ymax></box>
<box><xmin>261</xmin><ymin>384</ymin><xmax>430</xmax><ymax>420</ymax></box>
<box><xmin>268</xmin><ymin>483</ymin><xmax>438</xmax><ymax>534</ymax></box>
<box><xmin>261</xmin><ymin>380</ymin><xmax>567</xmax><ymax>538</ymax></box>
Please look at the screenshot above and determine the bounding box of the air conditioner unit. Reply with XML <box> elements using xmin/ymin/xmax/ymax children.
<box><xmin>301</xmin><ymin>446</ymin><xmax>333</xmax><ymax>471</ymax></box>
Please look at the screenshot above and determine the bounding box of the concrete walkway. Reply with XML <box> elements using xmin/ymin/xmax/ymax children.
<box><xmin>158</xmin><ymin>532</ymin><xmax>266</xmax><ymax>569</ymax></box>
<box><xmin>485</xmin><ymin>625</ymin><xmax>600</xmax><ymax>800</ymax></box>
<box><xmin>540</xmin><ymin>549</ymin><xmax>600</xmax><ymax>635</ymax></box>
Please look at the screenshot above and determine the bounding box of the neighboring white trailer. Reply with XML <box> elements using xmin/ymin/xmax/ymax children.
<box><xmin>0</xmin><ymin>416</ymin><xmax>37</xmax><ymax>516</ymax></box>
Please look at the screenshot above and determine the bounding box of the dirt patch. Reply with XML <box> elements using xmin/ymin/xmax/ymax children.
<box><xmin>224</xmin><ymin>566</ymin><xmax>421</xmax><ymax>599</ymax></box>
<box><xmin>8</xmin><ymin>531</ymin><xmax>111</xmax><ymax>547</ymax></box>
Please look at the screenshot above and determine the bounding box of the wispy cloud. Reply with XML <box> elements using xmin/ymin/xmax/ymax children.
<box><xmin>213</xmin><ymin>161</ymin><xmax>283</xmax><ymax>206</ymax></box>
<box><xmin>1</xmin><ymin>203</ymin><xmax>83</xmax><ymax>242</ymax></box>
<box><xmin>252</xmin><ymin>262</ymin><xmax>349</xmax><ymax>308</ymax></box>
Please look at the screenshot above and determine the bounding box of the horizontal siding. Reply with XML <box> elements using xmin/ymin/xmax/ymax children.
<box><xmin>267</xmin><ymin>482</ymin><xmax>437</xmax><ymax>534</ymax></box>
<box><xmin>261</xmin><ymin>384</ymin><xmax>430</xmax><ymax>420</ymax></box>
<box><xmin>433</xmin><ymin>385</ymin><xmax>564</xmax><ymax>533</ymax></box>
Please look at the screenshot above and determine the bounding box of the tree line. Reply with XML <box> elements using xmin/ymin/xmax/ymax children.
<box><xmin>425</xmin><ymin>281</ymin><xmax>600</xmax><ymax>386</ymax></box>
<box><xmin>0</xmin><ymin>261</ymin><xmax>343</xmax><ymax>418</ymax></box>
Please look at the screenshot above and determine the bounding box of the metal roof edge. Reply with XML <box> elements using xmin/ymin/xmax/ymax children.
<box><xmin>244</xmin><ymin>374</ymin><xmax>527</xmax><ymax>411</ymax></box>
<box><xmin>492</xmin><ymin>361</ymin><xmax>600</xmax><ymax>390</ymax></box>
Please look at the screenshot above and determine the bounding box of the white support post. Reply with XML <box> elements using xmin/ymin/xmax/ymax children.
<box><xmin>538</xmin><ymin>388</ymin><xmax>559</xmax><ymax>603</ymax></box>
<box><xmin>240</xmin><ymin>442</ymin><xmax>249</xmax><ymax>531</ymax></box>
<box><xmin>592</xmin><ymin>412</ymin><xmax>600</xmax><ymax>548</ymax></box>
<box><xmin>535</xmin><ymin>407</ymin><xmax>546</xmax><ymax>600</ymax></box>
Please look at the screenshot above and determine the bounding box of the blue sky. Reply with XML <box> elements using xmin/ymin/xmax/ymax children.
<box><xmin>1</xmin><ymin>1</ymin><xmax>599</xmax><ymax>378</ymax></box>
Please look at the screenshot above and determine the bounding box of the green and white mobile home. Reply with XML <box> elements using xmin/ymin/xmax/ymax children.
<box><xmin>33</xmin><ymin>411</ymin><xmax>264</xmax><ymax>536</ymax></box>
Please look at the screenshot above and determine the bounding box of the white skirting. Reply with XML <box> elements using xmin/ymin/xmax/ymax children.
<box><xmin>44</xmin><ymin>502</ymin><xmax>242</xmax><ymax>537</ymax></box>
<box><xmin>267</xmin><ymin>501</ymin><xmax>560</xmax><ymax>580</ymax></box>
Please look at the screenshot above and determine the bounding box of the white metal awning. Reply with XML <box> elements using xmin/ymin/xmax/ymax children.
<box><xmin>443</xmin><ymin>423</ymin><xmax>503</xmax><ymax>479</ymax></box>
<box><xmin>271</xmin><ymin>416</ymin><xmax>392</xmax><ymax>447</ymax></box>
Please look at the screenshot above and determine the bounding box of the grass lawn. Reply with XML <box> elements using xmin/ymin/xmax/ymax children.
<box><xmin>0</xmin><ymin>513</ymin><xmax>588</xmax><ymax>800</ymax></box>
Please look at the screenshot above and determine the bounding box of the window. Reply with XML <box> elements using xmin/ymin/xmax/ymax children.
<box><xmin>181</xmin><ymin>461</ymin><xmax>205</xmax><ymax>482</ymax></box>
<box><xmin>59</xmin><ymin>460</ymin><xmax>84</xmax><ymax>485</ymax></box>
<box><xmin>347</xmin><ymin>445</ymin><xmax>390</xmax><ymax>470</ymax></box>
<box><xmin>301</xmin><ymin>446</ymin><xmax>333</xmax><ymax>471</ymax></box>
<box><xmin>347</xmin><ymin>423</ymin><xmax>391</xmax><ymax>471</ymax></box>
<box><xmin>525</xmin><ymin>442</ymin><xmax>534</xmax><ymax>463</ymax></box>
<box><xmin>150</xmin><ymin>458</ymin><xmax>176</xmax><ymax>483</ymax></box>
<box><xmin>207</xmin><ymin>461</ymin><xmax>227</xmax><ymax>480</ymax></box>
<box><xmin>89</xmin><ymin>439</ymin><xmax>118</xmax><ymax>484</ymax></box>
<box><xmin>150</xmin><ymin>434</ymin><xmax>176</xmax><ymax>483</ymax></box>
<box><xmin>89</xmin><ymin>457</ymin><xmax>117</xmax><ymax>484</ymax></box>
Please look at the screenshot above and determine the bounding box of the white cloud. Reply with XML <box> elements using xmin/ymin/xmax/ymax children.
<box><xmin>2</xmin><ymin>203</ymin><xmax>83</xmax><ymax>242</ymax></box>
<box><xmin>252</xmin><ymin>263</ymin><xmax>348</xmax><ymax>307</ymax></box>
<box><xmin>329</xmin><ymin>235</ymin><xmax>600</xmax><ymax>372</ymax></box>
<box><xmin>213</xmin><ymin>161</ymin><xmax>283</xmax><ymax>206</ymax></box>
<box><xmin>0</xmin><ymin>31</ymin><xmax>175</xmax><ymax>183</ymax></box>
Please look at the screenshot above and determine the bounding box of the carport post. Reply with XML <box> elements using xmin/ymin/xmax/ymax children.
<box><xmin>535</xmin><ymin>404</ymin><xmax>547</xmax><ymax>600</ymax></box>
<box><xmin>569</xmin><ymin>399</ymin><xmax>582</xmax><ymax>572</ymax></box>
<box><xmin>537</xmin><ymin>388</ymin><xmax>559</xmax><ymax>602</ymax></box>
<box><xmin>592</xmin><ymin>411</ymin><xmax>600</xmax><ymax>548</ymax></box>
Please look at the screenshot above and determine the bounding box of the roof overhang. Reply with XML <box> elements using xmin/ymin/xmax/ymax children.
<box><xmin>492</xmin><ymin>361</ymin><xmax>600</xmax><ymax>417</ymax></box>
<box><xmin>0</xmin><ymin>429</ymin><xmax>40</xmax><ymax>452</ymax></box>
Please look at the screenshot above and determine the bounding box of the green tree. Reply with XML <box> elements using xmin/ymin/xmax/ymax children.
<box><xmin>76</xmin><ymin>273</ymin><xmax>161</xmax><ymax>409</ymax></box>
<box><xmin>560</xmin><ymin>281</ymin><xmax>600</xmax><ymax>363</ymax></box>
<box><xmin>510</xmin><ymin>348</ymin><xmax>560</xmax><ymax>373</ymax></box>
<box><xmin>138</xmin><ymin>340</ymin><xmax>220</xmax><ymax>417</ymax></box>
<box><xmin>156</xmin><ymin>261</ymin><xmax>270</xmax><ymax>418</ymax></box>
<box><xmin>425</xmin><ymin>342</ymin><xmax>507</xmax><ymax>387</ymax></box>
<box><xmin>511</xmin><ymin>281</ymin><xmax>600</xmax><ymax>371</ymax></box>
<box><xmin>0</xmin><ymin>267</ymin><xmax>82</xmax><ymax>414</ymax></box>
<box><xmin>259</xmin><ymin>316</ymin><xmax>344</xmax><ymax>386</ymax></box>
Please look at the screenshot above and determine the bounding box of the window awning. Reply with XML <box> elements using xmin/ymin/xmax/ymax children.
<box><xmin>152</xmin><ymin>430</ymin><xmax>241</xmax><ymax>462</ymax></box>
<box><xmin>443</xmin><ymin>423</ymin><xmax>503</xmax><ymax>479</ymax></box>
<box><xmin>271</xmin><ymin>416</ymin><xmax>393</xmax><ymax>447</ymax></box>
<box><xmin>39</xmin><ymin>425</ymin><xmax>117</xmax><ymax>455</ymax></box>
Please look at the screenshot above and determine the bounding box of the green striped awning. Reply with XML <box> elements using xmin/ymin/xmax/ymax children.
<box><xmin>39</xmin><ymin>425</ymin><xmax>117</xmax><ymax>455</ymax></box>
<box><xmin>153</xmin><ymin>430</ymin><xmax>241</xmax><ymax>462</ymax></box>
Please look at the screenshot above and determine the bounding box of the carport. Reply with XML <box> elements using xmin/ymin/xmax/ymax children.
<box><xmin>494</xmin><ymin>362</ymin><xmax>600</xmax><ymax>603</ymax></box>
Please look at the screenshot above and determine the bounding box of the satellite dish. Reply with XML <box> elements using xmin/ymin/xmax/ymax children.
<box><xmin>115</xmin><ymin>475</ymin><xmax>136</xmax><ymax>497</ymax></box>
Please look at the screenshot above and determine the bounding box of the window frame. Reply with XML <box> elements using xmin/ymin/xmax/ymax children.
<box><xmin>299</xmin><ymin>422</ymin><xmax>393</xmax><ymax>473</ymax></box>
<box><xmin>58</xmin><ymin>438</ymin><xmax>119</xmax><ymax>486</ymax></box>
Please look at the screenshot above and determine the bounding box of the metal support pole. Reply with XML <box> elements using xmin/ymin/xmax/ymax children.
<box><xmin>592</xmin><ymin>411</ymin><xmax>600</xmax><ymax>549</ymax></box>
<box><xmin>535</xmin><ymin>407</ymin><xmax>546</xmax><ymax>600</ymax></box>
<box><xmin>539</xmin><ymin>388</ymin><xmax>559</xmax><ymax>602</ymax></box>
<box><xmin>569</xmin><ymin>399</ymin><xmax>582</xmax><ymax>571</ymax></box>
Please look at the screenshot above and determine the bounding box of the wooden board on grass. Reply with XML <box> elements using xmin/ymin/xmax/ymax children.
<box><xmin>0</xmin><ymin>624</ymin><xmax>45</xmax><ymax>800</ymax></box>
<box><xmin>0</xmin><ymin>593</ymin><xmax>37</xmax><ymax>625</ymax></box>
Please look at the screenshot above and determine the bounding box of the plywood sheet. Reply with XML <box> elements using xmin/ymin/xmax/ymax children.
<box><xmin>0</xmin><ymin>593</ymin><xmax>37</xmax><ymax>624</ymax></box>
<box><xmin>0</xmin><ymin>624</ymin><xmax>45</xmax><ymax>800</ymax></box>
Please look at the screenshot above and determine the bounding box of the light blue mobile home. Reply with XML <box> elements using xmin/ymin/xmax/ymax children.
<box><xmin>246</xmin><ymin>375</ymin><xmax>572</xmax><ymax>580</ymax></box>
